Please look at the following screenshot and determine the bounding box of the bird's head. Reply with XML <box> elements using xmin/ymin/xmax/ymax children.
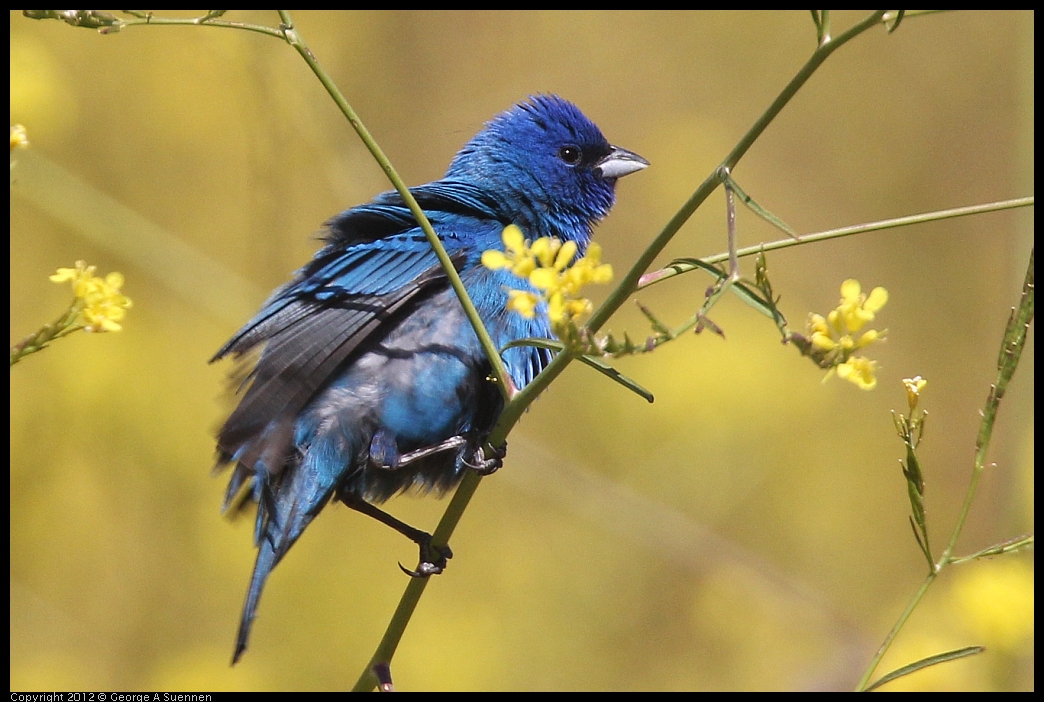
<box><xmin>446</xmin><ymin>95</ymin><xmax>648</xmax><ymax>244</ymax></box>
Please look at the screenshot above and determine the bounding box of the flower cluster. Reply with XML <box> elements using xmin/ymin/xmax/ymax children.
<box><xmin>50</xmin><ymin>260</ymin><xmax>133</xmax><ymax>332</ymax></box>
<box><xmin>482</xmin><ymin>224</ymin><xmax>612</xmax><ymax>339</ymax></box>
<box><xmin>803</xmin><ymin>279</ymin><xmax>888</xmax><ymax>389</ymax></box>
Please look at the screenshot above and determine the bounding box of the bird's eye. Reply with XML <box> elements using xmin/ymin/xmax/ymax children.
<box><xmin>558</xmin><ymin>145</ymin><xmax>582</xmax><ymax>165</ymax></box>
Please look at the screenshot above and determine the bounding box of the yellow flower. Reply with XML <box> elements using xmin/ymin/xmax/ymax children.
<box><xmin>50</xmin><ymin>260</ymin><xmax>98</xmax><ymax>299</ymax></box>
<box><xmin>530</xmin><ymin>237</ymin><xmax>576</xmax><ymax>271</ymax></box>
<box><xmin>807</xmin><ymin>313</ymin><xmax>836</xmax><ymax>350</ymax></box>
<box><xmin>836</xmin><ymin>356</ymin><xmax>878</xmax><ymax>390</ymax></box>
<box><xmin>481</xmin><ymin>224</ymin><xmax>536</xmax><ymax>278</ymax></box>
<box><xmin>482</xmin><ymin>225</ymin><xmax>613</xmax><ymax>341</ymax></box>
<box><xmin>799</xmin><ymin>279</ymin><xmax>888</xmax><ymax>390</ymax></box>
<box><xmin>902</xmin><ymin>376</ymin><xmax>927</xmax><ymax>411</ymax></box>
<box><xmin>546</xmin><ymin>290</ymin><xmax>592</xmax><ymax>327</ymax></box>
<box><xmin>506</xmin><ymin>290</ymin><xmax>539</xmax><ymax>319</ymax></box>
<box><xmin>50</xmin><ymin>261</ymin><xmax>132</xmax><ymax>332</ymax></box>
<box><xmin>856</xmin><ymin>328</ymin><xmax>880</xmax><ymax>348</ymax></box>
<box><xmin>81</xmin><ymin>271</ymin><xmax>133</xmax><ymax>332</ymax></box>
<box><xmin>838</xmin><ymin>278</ymin><xmax>888</xmax><ymax>332</ymax></box>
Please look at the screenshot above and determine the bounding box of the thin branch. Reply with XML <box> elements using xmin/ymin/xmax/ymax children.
<box><xmin>275</xmin><ymin>13</ymin><xmax>513</xmax><ymax>402</ymax></box>
<box><xmin>638</xmin><ymin>197</ymin><xmax>1034</xmax><ymax>290</ymax></box>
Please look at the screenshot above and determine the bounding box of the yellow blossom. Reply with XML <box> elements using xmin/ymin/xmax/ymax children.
<box><xmin>506</xmin><ymin>290</ymin><xmax>539</xmax><ymax>319</ymax></box>
<box><xmin>808</xmin><ymin>313</ymin><xmax>835</xmax><ymax>350</ymax></box>
<box><xmin>50</xmin><ymin>261</ymin><xmax>132</xmax><ymax>332</ymax></box>
<box><xmin>482</xmin><ymin>225</ymin><xmax>613</xmax><ymax>340</ymax></box>
<box><xmin>50</xmin><ymin>260</ymin><xmax>98</xmax><ymax>299</ymax></box>
<box><xmin>902</xmin><ymin>376</ymin><xmax>927</xmax><ymax>411</ymax></box>
<box><xmin>800</xmin><ymin>279</ymin><xmax>888</xmax><ymax>390</ymax></box>
<box><xmin>481</xmin><ymin>224</ymin><xmax>536</xmax><ymax>278</ymax></box>
<box><xmin>856</xmin><ymin>329</ymin><xmax>880</xmax><ymax>348</ymax></box>
<box><xmin>11</xmin><ymin>261</ymin><xmax>132</xmax><ymax>364</ymax></box>
<box><xmin>838</xmin><ymin>278</ymin><xmax>888</xmax><ymax>332</ymax></box>
<box><xmin>81</xmin><ymin>271</ymin><xmax>133</xmax><ymax>332</ymax></box>
<box><xmin>836</xmin><ymin>356</ymin><xmax>878</xmax><ymax>390</ymax></box>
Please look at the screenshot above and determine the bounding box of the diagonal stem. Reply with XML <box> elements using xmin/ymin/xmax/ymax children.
<box><xmin>276</xmin><ymin>12</ymin><xmax>512</xmax><ymax>403</ymax></box>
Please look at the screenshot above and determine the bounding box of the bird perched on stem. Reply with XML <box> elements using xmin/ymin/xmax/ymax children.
<box><xmin>214</xmin><ymin>95</ymin><xmax>647</xmax><ymax>662</ymax></box>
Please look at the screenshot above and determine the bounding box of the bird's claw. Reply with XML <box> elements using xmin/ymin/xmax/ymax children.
<box><xmin>464</xmin><ymin>442</ymin><xmax>507</xmax><ymax>475</ymax></box>
<box><xmin>398</xmin><ymin>560</ymin><xmax>445</xmax><ymax>578</ymax></box>
<box><xmin>399</xmin><ymin>538</ymin><xmax>453</xmax><ymax>578</ymax></box>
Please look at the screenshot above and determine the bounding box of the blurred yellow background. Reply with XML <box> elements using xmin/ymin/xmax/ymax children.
<box><xmin>10</xmin><ymin>11</ymin><xmax>1033</xmax><ymax>691</ymax></box>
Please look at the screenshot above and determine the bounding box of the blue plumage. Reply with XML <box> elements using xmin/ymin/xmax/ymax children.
<box><xmin>213</xmin><ymin>95</ymin><xmax>647</xmax><ymax>661</ymax></box>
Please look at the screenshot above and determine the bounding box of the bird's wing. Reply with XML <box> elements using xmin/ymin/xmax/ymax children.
<box><xmin>213</xmin><ymin>181</ymin><xmax>514</xmax><ymax>502</ymax></box>
<box><xmin>213</xmin><ymin>233</ymin><xmax>469</xmax><ymax>480</ymax></box>
<box><xmin>320</xmin><ymin>179</ymin><xmax>509</xmax><ymax>247</ymax></box>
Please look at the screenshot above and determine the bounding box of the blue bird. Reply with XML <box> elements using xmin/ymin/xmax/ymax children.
<box><xmin>213</xmin><ymin>95</ymin><xmax>647</xmax><ymax>662</ymax></box>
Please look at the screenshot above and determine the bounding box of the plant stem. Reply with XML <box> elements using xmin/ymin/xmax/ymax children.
<box><xmin>856</xmin><ymin>250</ymin><xmax>1034</xmax><ymax>691</ymax></box>
<box><xmin>638</xmin><ymin>197</ymin><xmax>1034</xmax><ymax>290</ymax></box>
<box><xmin>276</xmin><ymin>12</ymin><xmax>512</xmax><ymax>403</ymax></box>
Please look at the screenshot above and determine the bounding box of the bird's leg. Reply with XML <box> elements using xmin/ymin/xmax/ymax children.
<box><xmin>463</xmin><ymin>441</ymin><xmax>507</xmax><ymax>475</ymax></box>
<box><xmin>368</xmin><ymin>431</ymin><xmax>469</xmax><ymax>471</ymax></box>
<box><xmin>369</xmin><ymin>432</ymin><xmax>503</xmax><ymax>475</ymax></box>
<box><xmin>396</xmin><ymin>435</ymin><xmax>469</xmax><ymax>467</ymax></box>
<box><xmin>339</xmin><ymin>492</ymin><xmax>452</xmax><ymax>577</ymax></box>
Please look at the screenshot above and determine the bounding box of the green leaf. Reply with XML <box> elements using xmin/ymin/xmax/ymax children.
<box><xmin>864</xmin><ymin>646</ymin><xmax>985</xmax><ymax>692</ymax></box>
<box><xmin>502</xmin><ymin>337</ymin><xmax>562</xmax><ymax>353</ymax></box>
<box><xmin>636</xmin><ymin>301</ymin><xmax>671</xmax><ymax>336</ymax></box>
<box><xmin>885</xmin><ymin>10</ymin><xmax>906</xmax><ymax>34</ymax></box>
<box><xmin>502</xmin><ymin>338</ymin><xmax>654</xmax><ymax>403</ymax></box>
<box><xmin>576</xmin><ymin>354</ymin><xmax>654</xmax><ymax>403</ymax></box>
<box><xmin>995</xmin><ymin>248</ymin><xmax>1033</xmax><ymax>397</ymax></box>
<box><xmin>663</xmin><ymin>258</ymin><xmax>779</xmax><ymax>320</ymax></box>
<box><xmin>908</xmin><ymin>516</ymin><xmax>933</xmax><ymax>570</ymax></box>
<box><xmin>949</xmin><ymin>533</ymin><xmax>1035</xmax><ymax>564</ymax></box>
<box><xmin>722</xmin><ymin>176</ymin><xmax>799</xmax><ymax>239</ymax></box>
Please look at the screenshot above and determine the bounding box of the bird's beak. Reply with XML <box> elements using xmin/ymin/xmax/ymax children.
<box><xmin>595</xmin><ymin>146</ymin><xmax>649</xmax><ymax>179</ymax></box>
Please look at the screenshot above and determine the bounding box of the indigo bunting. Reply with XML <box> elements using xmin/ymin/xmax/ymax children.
<box><xmin>214</xmin><ymin>95</ymin><xmax>647</xmax><ymax>661</ymax></box>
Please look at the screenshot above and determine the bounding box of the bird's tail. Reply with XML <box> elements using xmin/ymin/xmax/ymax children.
<box><xmin>230</xmin><ymin>439</ymin><xmax>346</xmax><ymax>663</ymax></box>
<box><xmin>233</xmin><ymin>536</ymin><xmax>278</xmax><ymax>664</ymax></box>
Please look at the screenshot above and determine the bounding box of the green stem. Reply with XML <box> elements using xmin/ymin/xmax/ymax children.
<box><xmin>856</xmin><ymin>573</ymin><xmax>937</xmax><ymax>691</ymax></box>
<box><xmin>275</xmin><ymin>12</ymin><xmax>512</xmax><ymax>402</ymax></box>
<box><xmin>638</xmin><ymin>196</ymin><xmax>1034</xmax><ymax>290</ymax></box>
<box><xmin>22</xmin><ymin>9</ymin><xmax>287</xmax><ymax>37</ymax></box>
<box><xmin>10</xmin><ymin>305</ymin><xmax>83</xmax><ymax>366</ymax></box>
<box><xmin>856</xmin><ymin>250</ymin><xmax>1034</xmax><ymax>691</ymax></box>
<box><xmin>352</xmin><ymin>470</ymin><xmax>482</xmax><ymax>692</ymax></box>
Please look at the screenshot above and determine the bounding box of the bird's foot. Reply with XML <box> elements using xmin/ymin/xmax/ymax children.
<box><xmin>464</xmin><ymin>442</ymin><xmax>507</xmax><ymax>475</ymax></box>
<box><xmin>398</xmin><ymin>535</ymin><xmax>453</xmax><ymax>578</ymax></box>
